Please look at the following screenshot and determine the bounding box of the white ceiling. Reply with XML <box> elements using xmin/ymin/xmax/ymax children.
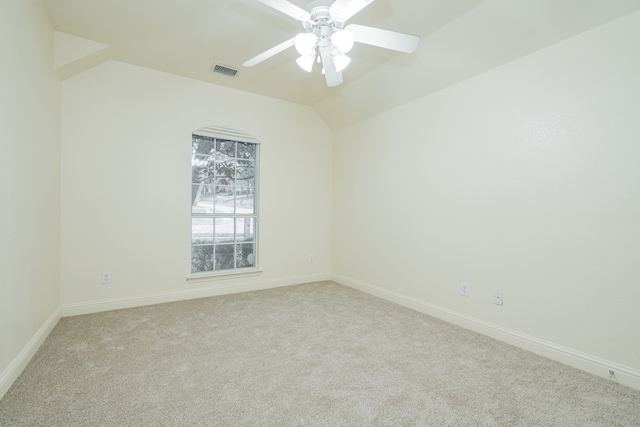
<box><xmin>42</xmin><ymin>0</ymin><xmax>640</xmax><ymax>130</ymax></box>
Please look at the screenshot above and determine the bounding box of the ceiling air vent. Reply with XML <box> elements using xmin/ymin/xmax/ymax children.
<box><xmin>210</xmin><ymin>63</ymin><xmax>239</xmax><ymax>78</ymax></box>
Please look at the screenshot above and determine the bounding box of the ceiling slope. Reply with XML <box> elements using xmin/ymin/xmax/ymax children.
<box><xmin>43</xmin><ymin>0</ymin><xmax>640</xmax><ymax>130</ymax></box>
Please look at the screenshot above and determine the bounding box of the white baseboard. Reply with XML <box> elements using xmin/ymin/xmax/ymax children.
<box><xmin>332</xmin><ymin>273</ymin><xmax>640</xmax><ymax>391</ymax></box>
<box><xmin>0</xmin><ymin>307</ymin><xmax>61</xmax><ymax>400</ymax></box>
<box><xmin>61</xmin><ymin>274</ymin><xmax>331</xmax><ymax>317</ymax></box>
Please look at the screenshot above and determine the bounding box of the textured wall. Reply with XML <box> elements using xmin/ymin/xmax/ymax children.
<box><xmin>333</xmin><ymin>11</ymin><xmax>640</xmax><ymax>374</ymax></box>
<box><xmin>60</xmin><ymin>61</ymin><xmax>332</xmax><ymax>306</ymax></box>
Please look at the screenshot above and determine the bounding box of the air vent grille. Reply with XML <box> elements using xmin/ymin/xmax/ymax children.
<box><xmin>210</xmin><ymin>63</ymin><xmax>239</xmax><ymax>78</ymax></box>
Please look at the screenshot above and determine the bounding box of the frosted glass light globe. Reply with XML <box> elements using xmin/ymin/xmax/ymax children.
<box><xmin>296</xmin><ymin>54</ymin><xmax>315</xmax><ymax>72</ymax></box>
<box><xmin>332</xmin><ymin>52</ymin><xmax>351</xmax><ymax>72</ymax></box>
<box><xmin>295</xmin><ymin>33</ymin><xmax>318</xmax><ymax>55</ymax></box>
<box><xmin>331</xmin><ymin>29</ymin><xmax>354</xmax><ymax>53</ymax></box>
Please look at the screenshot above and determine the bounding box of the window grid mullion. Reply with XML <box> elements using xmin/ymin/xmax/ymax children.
<box><xmin>191</xmin><ymin>133</ymin><xmax>257</xmax><ymax>274</ymax></box>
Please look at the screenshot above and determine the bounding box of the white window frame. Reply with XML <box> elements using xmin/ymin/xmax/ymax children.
<box><xmin>188</xmin><ymin>126</ymin><xmax>261</xmax><ymax>280</ymax></box>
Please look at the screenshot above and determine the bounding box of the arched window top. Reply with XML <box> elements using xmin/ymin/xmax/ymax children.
<box><xmin>193</xmin><ymin>125</ymin><xmax>260</xmax><ymax>145</ymax></box>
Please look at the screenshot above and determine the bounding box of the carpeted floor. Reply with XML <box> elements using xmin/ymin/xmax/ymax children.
<box><xmin>1</xmin><ymin>281</ymin><xmax>639</xmax><ymax>426</ymax></box>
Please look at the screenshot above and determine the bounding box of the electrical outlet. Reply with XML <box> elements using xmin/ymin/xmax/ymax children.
<box><xmin>494</xmin><ymin>291</ymin><xmax>503</xmax><ymax>306</ymax></box>
<box><xmin>460</xmin><ymin>282</ymin><xmax>469</xmax><ymax>297</ymax></box>
<box><xmin>308</xmin><ymin>255</ymin><xmax>314</xmax><ymax>264</ymax></box>
<box><xmin>102</xmin><ymin>271</ymin><xmax>112</xmax><ymax>284</ymax></box>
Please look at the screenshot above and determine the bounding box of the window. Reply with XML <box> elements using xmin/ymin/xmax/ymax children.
<box><xmin>191</xmin><ymin>127</ymin><xmax>258</xmax><ymax>274</ymax></box>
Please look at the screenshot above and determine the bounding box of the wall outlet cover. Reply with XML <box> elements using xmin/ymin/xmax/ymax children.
<box><xmin>460</xmin><ymin>282</ymin><xmax>469</xmax><ymax>296</ymax></box>
<box><xmin>494</xmin><ymin>291</ymin><xmax>503</xmax><ymax>306</ymax></box>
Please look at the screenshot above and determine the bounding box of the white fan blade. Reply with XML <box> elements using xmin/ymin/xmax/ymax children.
<box><xmin>243</xmin><ymin>37</ymin><xmax>296</xmax><ymax>67</ymax></box>
<box><xmin>319</xmin><ymin>45</ymin><xmax>343</xmax><ymax>87</ymax></box>
<box><xmin>346</xmin><ymin>24</ymin><xmax>420</xmax><ymax>53</ymax></box>
<box><xmin>330</xmin><ymin>0</ymin><xmax>375</xmax><ymax>22</ymax></box>
<box><xmin>258</xmin><ymin>0</ymin><xmax>311</xmax><ymax>21</ymax></box>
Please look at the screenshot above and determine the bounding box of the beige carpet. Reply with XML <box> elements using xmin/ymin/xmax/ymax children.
<box><xmin>1</xmin><ymin>281</ymin><xmax>639</xmax><ymax>426</ymax></box>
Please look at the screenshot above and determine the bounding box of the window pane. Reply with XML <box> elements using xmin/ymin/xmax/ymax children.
<box><xmin>192</xmin><ymin>137</ymin><xmax>215</xmax><ymax>155</ymax></box>
<box><xmin>215</xmin><ymin>244</ymin><xmax>235</xmax><ymax>270</ymax></box>
<box><xmin>192</xmin><ymin>218</ymin><xmax>214</xmax><ymax>244</ymax></box>
<box><xmin>191</xmin><ymin>245</ymin><xmax>213</xmax><ymax>273</ymax></box>
<box><xmin>236</xmin><ymin>243</ymin><xmax>255</xmax><ymax>268</ymax></box>
<box><xmin>216</xmin><ymin>140</ymin><xmax>236</xmax><ymax>157</ymax></box>
<box><xmin>192</xmin><ymin>184</ymin><xmax>214</xmax><ymax>214</ymax></box>
<box><xmin>235</xmin><ymin>218</ymin><xmax>255</xmax><ymax>242</ymax></box>
<box><xmin>237</xmin><ymin>142</ymin><xmax>256</xmax><ymax>160</ymax></box>
<box><xmin>214</xmin><ymin>187</ymin><xmax>235</xmax><ymax>213</ymax></box>
<box><xmin>215</xmin><ymin>157</ymin><xmax>235</xmax><ymax>186</ymax></box>
<box><xmin>236</xmin><ymin>190</ymin><xmax>254</xmax><ymax>214</ymax></box>
<box><xmin>236</xmin><ymin>160</ymin><xmax>255</xmax><ymax>187</ymax></box>
<box><xmin>192</xmin><ymin>155</ymin><xmax>215</xmax><ymax>184</ymax></box>
<box><xmin>214</xmin><ymin>218</ymin><xmax>234</xmax><ymax>243</ymax></box>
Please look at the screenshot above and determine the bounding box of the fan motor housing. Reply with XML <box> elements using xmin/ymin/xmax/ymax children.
<box><xmin>310</xmin><ymin>6</ymin><xmax>331</xmax><ymax>22</ymax></box>
<box><xmin>303</xmin><ymin>5</ymin><xmax>345</xmax><ymax>35</ymax></box>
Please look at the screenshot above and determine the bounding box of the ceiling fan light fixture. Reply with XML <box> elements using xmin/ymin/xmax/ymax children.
<box><xmin>296</xmin><ymin>54</ymin><xmax>315</xmax><ymax>72</ymax></box>
<box><xmin>245</xmin><ymin>0</ymin><xmax>420</xmax><ymax>88</ymax></box>
<box><xmin>295</xmin><ymin>33</ymin><xmax>318</xmax><ymax>56</ymax></box>
<box><xmin>331</xmin><ymin>29</ymin><xmax>354</xmax><ymax>53</ymax></box>
<box><xmin>332</xmin><ymin>52</ymin><xmax>351</xmax><ymax>72</ymax></box>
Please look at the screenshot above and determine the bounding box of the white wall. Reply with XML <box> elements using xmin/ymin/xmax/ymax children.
<box><xmin>0</xmin><ymin>0</ymin><xmax>61</xmax><ymax>396</ymax></box>
<box><xmin>60</xmin><ymin>61</ymin><xmax>333</xmax><ymax>310</ymax></box>
<box><xmin>332</xmin><ymin>10</ymin><xmax>640</xmax><ymax>386</ymax></box>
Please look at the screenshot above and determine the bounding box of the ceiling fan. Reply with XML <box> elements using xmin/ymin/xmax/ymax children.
<box><xmin>243</xmin><ymin>0</ymin><xmax>420</xmax><ymax>87</ymax></box>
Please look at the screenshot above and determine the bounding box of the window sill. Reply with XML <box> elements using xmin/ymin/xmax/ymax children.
<box><xmin>187</xmin><ymin>269</ymin><xmax>263</xmax><ymax>284</ymax></box>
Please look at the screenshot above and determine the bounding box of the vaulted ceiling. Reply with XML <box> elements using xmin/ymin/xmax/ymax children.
<box><xmin>42</xmin><ymin>0</ymin><xmax>640</xmax><ymax>130</ymax></box>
